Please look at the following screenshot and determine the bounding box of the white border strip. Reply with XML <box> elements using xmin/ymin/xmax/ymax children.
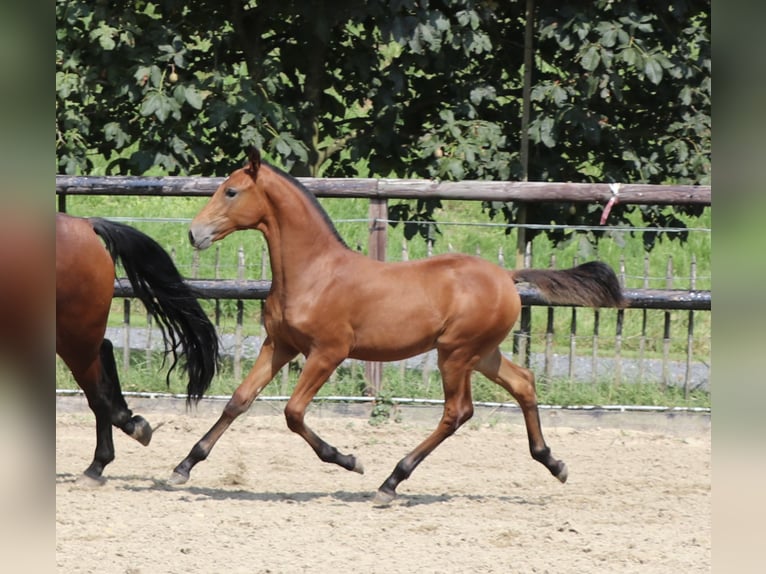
<box><xmin>55</xmin><ymin>389</ymin><xmax>710</xmax><ymax>414</ymax></box>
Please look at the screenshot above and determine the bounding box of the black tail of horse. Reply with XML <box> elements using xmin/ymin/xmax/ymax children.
<box><xmin>89</xmin><ymin>218</ymin><xmax>220</xmax><ymax>403</ymax></box>
<box><xmin>511</xmin><ymin>261</ymin><xmax>625</xmax><ymax>308</ymax></box>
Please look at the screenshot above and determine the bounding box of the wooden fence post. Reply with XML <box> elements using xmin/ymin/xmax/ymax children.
<box><xmin>234</xmin><ymin>246</ymin><xmax>245</xmax><ymax>381</ymax></box>
<box><xmin>514</xmin><ymin>0</ymin><xmax>535</xmax><ymax>369</ymax></box>
<box><xmin>639</xmin><ymin>254</ymin><xmax>649</xmax><ymax>381</ymax></box>
<box><xmin>514</xmin><ymin>241</ymin><xmax>532</xmax><ymax>366</ymax></box>
<box><xmin>662</xmin><ymin>257</ymin><xmax>674</xmax><ymax>388</ymax></box>
<box><xmin>368</xmin><ymin>197</ymin><xmax>388</xmax><ymax>261</ymax></box>
<box><xmin>544</xmin><ymin>254</ymin><xmax>556</xmax><ymax>383</ymax></box>
<box><xmin>685</xmin><ymin>256</ymin><xmax>697</xmax><ymax>398</ymax></box>
<box><xmin>122</xmin><ymin>299</ymin><xmax>130</xmax><ymax>373</ymax></box>
<box><xmin>365</xmin><ymin>197</ymin><xmax>388</xmax><ymax>396</ymax></box>
<box><xmin>614</xmin><ymin>256</ymin><xmax>626</xmax><ymax>383</ymax></box>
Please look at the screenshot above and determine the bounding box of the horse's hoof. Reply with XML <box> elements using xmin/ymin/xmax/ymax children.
<box><xmin>556</xmin><ymin>463</ymin><xmax>568</xmax><ymax>483</ymax></box>
<box><xmin>372</xmin><ymin>489</ymin><xmax>395</xmax><ymax>507</ymax></box>
<box><xmin>352</xmin><ymin>458</ymin><xmax>364</xmax><ymax>475</ymax></box>
<box><xmin>77</xmin><ymin>473</ymin><xmax>106</xmax><ymax>487</ymax></box>
<box><xmin>130</xmin><ymin>415</ymin><xmax>153</xmax><ymax>446</ymax></box>
<box><xmin>167</xmin><ymin>471</ymin><xmax>189</xmax><ymax>486</ymax></box>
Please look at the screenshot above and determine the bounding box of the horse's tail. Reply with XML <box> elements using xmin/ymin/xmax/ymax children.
<box><xmin>510</xmin><ymin>261</ymin><xmax>625</xmax><ymax>308</ymax></box>
<box><xmin>89</xmin><ymin>218</ymin><xmax>220</xmax><ymax>403</ymax></box>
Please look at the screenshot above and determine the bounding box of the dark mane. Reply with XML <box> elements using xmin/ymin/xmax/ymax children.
<box><xmin>264</xmin><ymin>162</ymin><xmax>349</xmax><ymax>248</ymax></box>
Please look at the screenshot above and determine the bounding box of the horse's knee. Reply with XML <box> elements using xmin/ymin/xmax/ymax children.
<box><xmin>442</xmin><ymin>402</ymin><xmax>473</xmax><ymax>434</ymax></box>
<box><xmin>516</xmin><ymin>365</ymin><xmax>536</xmax><ymax>387</ymax></box>
<box><xmin>224</xmin><ymin>390</ymin><xmax>252</xmax><ymax>418</ymax></box>
<box><xmin>284</xmin><ymin>404</ymin><xmax>304</xmax><ymax>433</ymax></box>
<box><xmin>513</xmin><ymin>368</ymin><xmax>539</xmax><ymax>404</ymax></box>
<box><xmin>457</xmin><ymin>402</ymin><xmax>474</xmax><ymax>426</ymax></box>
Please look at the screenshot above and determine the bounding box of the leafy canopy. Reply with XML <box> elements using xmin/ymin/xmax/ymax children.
<box><xmin>56</xmin><ymin>0</ymin><xmax>710</xmax><ymax>247</ymax></box>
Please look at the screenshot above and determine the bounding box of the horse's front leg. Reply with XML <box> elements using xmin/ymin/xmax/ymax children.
<box><xmin>169</xmin><ymin>338</ymin><xmax>296</xmax><ymax>485</ymax></box>
<box><xmin>283</xmin><ymin>353</ymin><xmax>364</xmax><ymax>474</ymax></box>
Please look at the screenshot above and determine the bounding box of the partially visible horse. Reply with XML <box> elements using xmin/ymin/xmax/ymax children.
<box><xmin>0</xmin><ymin>210</ymin><xmax>52</xmax><ymax>388</ymax></box>
<box><xmin>56</xmin><ymin>213</ymin><xmax>220</xmax><ymax>482</ymax></box>
<box><xmin>172</xmin><ymin>149</ymin><xmax>624</xmax><ymax>504</ymax></box>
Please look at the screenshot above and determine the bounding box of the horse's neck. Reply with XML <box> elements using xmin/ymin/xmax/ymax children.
<box><xmin>260</xmin><ymin>173</ymin><xmax>347</xmax><ymax>288</ymax></box>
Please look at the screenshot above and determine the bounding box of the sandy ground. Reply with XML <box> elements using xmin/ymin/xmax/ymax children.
<box><xmin>56</xmin><ymin>397</ymin><xmax>710</xmax><ymax>574</ymax></box>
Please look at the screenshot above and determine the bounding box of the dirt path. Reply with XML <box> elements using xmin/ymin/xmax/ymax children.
<box><xmin>56</xmin><ymin>398</ymin><xmax>710</xmax><ymax>574</ymax></box>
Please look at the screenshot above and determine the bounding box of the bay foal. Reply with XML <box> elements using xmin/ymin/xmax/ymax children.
<box><xmin>172</xmin><ymin>149</ymin><xmax>623</xmax><ymax>504</ymax></box>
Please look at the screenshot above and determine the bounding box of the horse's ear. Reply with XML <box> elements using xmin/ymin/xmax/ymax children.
<box><xmin>246</xmin><ymin>147</ymin><xmax>261</xmax><ymax>178</ymax></box>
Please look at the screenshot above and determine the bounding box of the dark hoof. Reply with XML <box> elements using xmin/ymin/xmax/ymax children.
<box><xmin>129</xmin><ymin>415</ymin><xmax>152</xmax><ymax>446</ymax></box>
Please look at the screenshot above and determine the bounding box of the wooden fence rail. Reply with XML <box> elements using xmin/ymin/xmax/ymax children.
<box><xmin>56</xmin><ymin>175</ymin><xmax>711</xmax><ymax>205</ymax></box>
<box><xmin>113</xmin><ymin>279</ymin><xmax>711</xmax><ymax>311</ymax></box>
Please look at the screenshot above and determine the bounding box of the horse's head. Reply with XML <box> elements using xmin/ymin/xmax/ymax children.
<box><xmin>189</xmin><ymin>148</ymin><xmax>265</xmax><ymax>249</ymax></box>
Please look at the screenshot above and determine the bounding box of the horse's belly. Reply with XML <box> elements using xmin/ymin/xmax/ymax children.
<box><xmin>348</xmin><ymin>323</ymin><xmax>439</xmax><ymax>362</ymax></box>
<box><xmin>349</xmin><ymin>339</ymin><xmax>435</xmax><ymax>363</ymax></box>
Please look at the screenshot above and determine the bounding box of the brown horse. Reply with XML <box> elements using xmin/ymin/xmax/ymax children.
<box><xmin>171</xmin><ymin>149</ymin><xmax>624</xmax><ymax>504</ymax></box>
<box><xmin>56</xmin><ymin>213</ymin><xmax>220</xmax><ymax>482</ymax></box>
<box><xmin>0</xmin><ymin>210</ymin><xmax>52</xmax><ymax>387</ymax></box>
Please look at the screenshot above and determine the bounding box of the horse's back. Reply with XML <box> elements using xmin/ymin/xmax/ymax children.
<box><xmin>374</xmin><ymin>252</ymin><xmax>518</xmax><ymax>309</ymax></box>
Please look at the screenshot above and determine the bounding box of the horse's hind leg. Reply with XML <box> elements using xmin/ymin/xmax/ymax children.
<box><xmin>99</xmin><ymin>338</ymin><xmax>152</xmax><ymax>446</ymax></box>
<box><xmin>374</xmin><ymin>350</ymin><xmax>475</xmax><ymax>505</ymax></box>
<box><xmin>476</xmin><ymin>348</ymin><xmax>567</xmax><ymax>483</ymax></box>
<box><xmin>73</xmin><ymin>357</ymin><xmax>117</xmax><ymax>484</ymax></box>
<box><xmin>71</xmin><ymin>339</ymin><xmax>151</xmax><ymax>483</ymax></box>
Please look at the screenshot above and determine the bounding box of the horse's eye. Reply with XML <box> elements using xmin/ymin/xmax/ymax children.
<box><xmin>224</xmin><ymin>187</ymin><xmax>237</xmax><ymax>198</ymax></box>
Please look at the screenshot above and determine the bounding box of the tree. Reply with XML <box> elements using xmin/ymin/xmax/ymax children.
<box><xmin>56</xmin><ymin>0</ymin><xmax>710</xmax><ymax>247</ymax></box>
<box><xmin>520</xmin><ymin>0</ymin><xmax>710</xmax><ymax>247</ymax></box>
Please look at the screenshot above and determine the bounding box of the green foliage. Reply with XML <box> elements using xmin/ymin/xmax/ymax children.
<box><xmin>56</xmin><ymin>1</ymin><xmax>710</xmax><ymax>248</ymax></box>
<box><xmin>388</xmin><ymin>199</ymin><xmax>443</xmax><ymax>242</ymax></box>
<box><xmin>523</xmin><ymin>0</ymin><xmax>711</xmax><ymax>246</ymax></box>
<box><xmin>369</xmin><ymin>393</ymin><xmax>399</xmax><ymax>426</ymax></box>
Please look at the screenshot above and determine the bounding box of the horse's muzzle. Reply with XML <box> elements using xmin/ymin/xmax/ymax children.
<box><xmin>188</xmin><ymin>224</ymin><xmax>215</xmax><ymax>250</ymax></box>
